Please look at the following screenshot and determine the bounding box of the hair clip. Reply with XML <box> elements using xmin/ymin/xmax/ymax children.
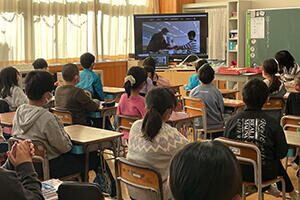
<box><xmin>124</xmin><ymin>75</ymin><xmax>136</xmax><ymax>86</ymax></box>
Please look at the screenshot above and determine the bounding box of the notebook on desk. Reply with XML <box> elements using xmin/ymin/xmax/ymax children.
<box><xmin>150</xmin><ymin>53</ymin><xmax>169</xmax><ymax>69</ymax></box>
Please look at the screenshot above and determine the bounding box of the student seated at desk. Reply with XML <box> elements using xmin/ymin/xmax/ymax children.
<box><xmin>12</xmin><ymin>70</ymin><xmax>100</xmax><ymax>179</ymax></box>
<box><xmin>190</xmin><ymin>64</ymin><xmax>224</xmax><ymax>131</ymax></box>
<box><xmin>0</xmin><ymin>140</ymin><xmax>44</xmax><ymax>200</ymax></box>
<box><xmin>184</xmin><ymin>59</ymin><xmax>207</xmax><ymax>91</ymax></box>
<box><xmin>224</xmin><ymin>79</ymin><xmax>296</xmax><ymax>199</ymax></box>
<box><xmin>143</xmin><ymin>57</ymin><xmax>170</xmax><ymax>87</ymax></box>
<box><xmin>286</xmin><ymin>72</ymin><xmax>300</xmax><ymax>116</ymax></box>
<box><xmin>0</xmin><ymin>66</ymin><xmax>28</xmax><ymax>111</ymax></box>
<box><xmin>169</xmin><ymin>141</ymin><xmax>242</xmax><ymax>200</ymax></box>
<box><xmin>127</xmin><ymin>87</ymin><xmax>188</xmax><ymax>200</ymax></box>
<box><xmin>76</xmin><ymin>52</ymin><xmax>104</xmax><ymax>100</ymax></box>
<box><xmin>262</xmin><ymin>58</ymin><xmax>286</xmax><ymax>98</ymax></box>
<box><xmin>55</xmin><ymin>63</ymin><xmax>100</xmax><ymax>126</ymax></box>
<box><xmin>117</xmin><ymin>66</ymin><xmax>147</xmax><ymax>140</ymax></box>
<box><xmin>275</xmin><ymin>50</ymin><xmax>300</xmax><ymax>82</ymax></box>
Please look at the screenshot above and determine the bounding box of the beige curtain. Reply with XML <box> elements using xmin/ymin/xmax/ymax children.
<box><xmin>0</xmin><ymin>0</ymin><xmax>158</xmax><ymax>65</ymax></box>
<box><xmin>207</xmin><ymin>8</ymin><xmax>227</xmax><ymax>60</ymax></box>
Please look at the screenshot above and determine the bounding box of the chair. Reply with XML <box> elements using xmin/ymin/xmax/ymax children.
<box><xmin>116</xmin><ymin>115</ymin><xmax>139</xmax><ymax>156</ymax></box>
<box><xmin>262</xmin><ymin>98</ymin><xmax>285</xmax><ymax>123</ymax></box>
<box><xmin>0</xmin><ymin>100</ymin><xmax>9</xmax><ymax>113</ymax></box>
<box><xmin>281</xmin><ymin>115</ymin><xmax>300</xmax><ymax>168</ymax></box>
<box><xmin>8</xmin><ymin>137</ymin><xmax>50</xmax><ymax>180</ymax></box>
<box><xmin>116</xmin><ymin>115</ymin><xmax>139</xmax><ymax>133</ymax></box>
<box><xmin>57</xmin><ymin>182</ymin><xmax>104</xmax><ymax>200</ymax></box>
<box><xmin>215</xmin><ymin>137</ymin><xmax>286</xmax><ymax>200</ymax></box>
<box><xmin>8</xmin><ymin>138</ymin><xmax>81</xmax><ymax>181</ymax></box>
<box><xmin>50</xmin><ymin>107</ymin><xmax>73</xmax><ymax>125</ymax></box>
<box><xmin>115</xmin><ymin>157</ymin><xmax>164</xmax><ymax>200</ymax></box>
<box><xmin>183</xmin><ymin>97</ymin><xmax>224</xmax><ymax>140</ymax></box>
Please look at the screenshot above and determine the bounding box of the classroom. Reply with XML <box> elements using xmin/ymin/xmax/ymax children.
<box><xmin>0</xmin><ymin>0</ymin><xmax>300</xmax><ymax>200</ymax></box>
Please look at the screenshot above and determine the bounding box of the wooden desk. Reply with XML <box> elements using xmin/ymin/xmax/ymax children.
<box><xmin>215</xmin><ymin>73</ymin><xmax>262</xmax><ymax>99</ymax></box>
<box><xmin>103</xmin><ymin>86</ymin><xmax>125</xmax><ymax>99</ymax></box>
<box><xmin>167</xmin><ymin>112</ymin><xmax>201</xmax><ymax>138</ymax></box>
<box><xmin>65</xmin><ymin>125</ymin><xmax>123</xmax><ymax>181</ymax></box>
<box><xmin>220</xmin><ymin>89</ymin><xmax>239</xmax><ymax>98</ymax></box>
<box><xmin>0</xmin><ymin>112</ymin><xmax>15</xmax><ymax>127</ymax></box>
<box><xmin>285</xmin><ymin>130</ymin><xmax>300</xmax><ymax>193</ymax></box>
<box><xmin>223</xmin><ymin>98</ymin><xmax>245</xmax><ymax>108</ymax></box>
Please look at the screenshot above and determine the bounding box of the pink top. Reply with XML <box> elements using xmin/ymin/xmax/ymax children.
<box><xmin>117</xmin><ymin>93</ymin><xmax>146</xmax><ymax>139</ymax></box>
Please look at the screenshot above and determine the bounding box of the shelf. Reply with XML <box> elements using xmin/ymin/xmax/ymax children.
<box><xmin>229</xmin><ymin>38</ymin><xmax>238</xmax><ymax>41</ymax></box>
<box><xmin>229</xmin><ymin>17</ymin><xmax>238</xmax><ymax>20</ymax></box>
<box><xmin>228</xmin><ymin>50</ymin><xmax>238</xmax><ymax>53</ymax></box>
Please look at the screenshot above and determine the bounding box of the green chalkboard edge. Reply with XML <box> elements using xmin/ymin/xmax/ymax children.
<box><xmin>246</xmin><ymin>12</ymin><xmax>251</xmax><ymax>68</ymax></box>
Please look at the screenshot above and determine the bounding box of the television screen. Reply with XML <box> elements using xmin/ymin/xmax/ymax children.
<box><xmin>134</xmin><ymin>13</ymin><xmax>208</xmax><ymax>59</ymax></box>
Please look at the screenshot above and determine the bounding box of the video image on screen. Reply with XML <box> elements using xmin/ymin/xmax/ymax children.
<box><xmin>142</xmin><ymin>21</ymin><xmax>200</xmax><ymax>55</ymax></box>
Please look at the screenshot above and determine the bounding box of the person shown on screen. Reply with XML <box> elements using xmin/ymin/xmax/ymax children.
<box><xmin>146</xmin><ymin>28</ymin><xmax>170</xmax><ymax>52</ymax></box>
<box><xmin>176</xmin><ymin>30</ymin><xmax>198</xmax><ymax>54</ymax></box>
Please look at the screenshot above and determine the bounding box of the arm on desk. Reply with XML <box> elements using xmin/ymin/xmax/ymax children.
<box><xmin>75</xmin><ymin>89</ymin><xmax>99</xmax><ymax>112</ymax></box>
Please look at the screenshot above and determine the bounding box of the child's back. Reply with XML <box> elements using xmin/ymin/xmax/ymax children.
<box><xmin>55</xmin><ymin>63</ymin><xmax>99</xmax><ymax>125</ymax></box>
<box><xmin>117</xmin><ymin>66</ymin><xmax>147</xmax><ymax>139</ymax></box>
<box><xmin>184</xmin><ymin>59</ymin><xmax>207</xmax><ymax>91</ymax></box>
<box><xmin>286</xmin><ymin>73</ymin><xmax>300</xmax><ymax>116</ymax></box>
<box><xmin>190</xmin><ymin>64</ymin><xmax>224</xmax><ymax>129</ymax></box>
<box><xmin>76</xmin><ymin>53</ymin><xmax>104</xmax><ymax>100</ymax></box>
<box><xmin>0</xmin><ymin>67</ymin><xmax>28</xmax><ymax>111</ymax></box>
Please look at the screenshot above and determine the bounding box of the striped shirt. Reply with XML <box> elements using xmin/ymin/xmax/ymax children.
<box><xmin>180</xmin><ymin>39</ymin><xmax>198</xmax><ymax>54</ymax></box>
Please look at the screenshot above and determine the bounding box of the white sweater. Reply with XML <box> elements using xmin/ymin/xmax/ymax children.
<box><xmin>127</xmin><ymin>119</ymin><xmax>188</xmax><ymax>200</ymax></box>
<box><xmin>1</xmin><ymin>86</ymin><xmax>28</xmax><ymax>111</ymax></box>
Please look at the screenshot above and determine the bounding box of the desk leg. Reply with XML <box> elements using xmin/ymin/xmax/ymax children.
<box><xmin>84</xmin><ymin>145</ymin><xmax>90</xmax><ymax>182</ymax></box>
<box><xmin>113</xmin><ymin>138</ymin><xmax>122</xmax><ymax>200</ymax></box>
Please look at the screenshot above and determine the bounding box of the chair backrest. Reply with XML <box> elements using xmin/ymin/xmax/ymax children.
<box><xmin>58</xmin><ymin>182</ymin><xmax>104</xmax><ymax>200</ymax></box>
<box><xmin>214</xmin><ymin>137</ymin><xmax>261</xmax><ymax>185</ymax></box>
<box><xmin>283</xmin><ymin>124</ymin><xmax>300</xmax><ymax>132</ymax></box>
<box><xmin>51</xmin><ymin>107</ymin><xmax>73</xmax><ymax>125</ymax></box>
<box><xmin>115</xmin><ymin>157</ymin><xmax>163</xmax><ymax>200</ymax></box>
<box><xmin>8</xmin><ymin>137</ymin><xmax>50</xmax><ymax>180</ymax></box>
<box><xmin>281</xmin><ymin>115</ymin><xmax>300</xmax><ymax>128</ymax></box>
<box><xmin>0</xmin><ymin>100</ymin><xmax>10</xmax><ymax>113</ymax></box>
<box><xmin>117</xmin><ymin>115</ymin><xmax>139</xmax><ymax>132</ymax></box>
<box><xmin>183</xmin><ymin>97</ymin><xmax>207</xmax><ymax>129</ymax></box>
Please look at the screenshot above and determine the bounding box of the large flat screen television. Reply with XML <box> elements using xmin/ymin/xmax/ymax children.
<box><xmin>134</xmin><ymin>13</ymin><xmax>208</xmax><ymax>60</ymax></box>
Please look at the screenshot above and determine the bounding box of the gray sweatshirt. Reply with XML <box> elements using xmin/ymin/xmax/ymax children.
<box><xmin>190</xmin><ymin>83</ymin><xmax>224</xmax><ymax>129</ymax></box>
<box><xmin>12</xmin><ymin>104</ymin><xmax>72</xmax><ymax>160</ymax></box>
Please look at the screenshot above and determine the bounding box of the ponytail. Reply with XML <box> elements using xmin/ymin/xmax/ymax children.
<box><xmin>142</xmin><ymin>108</ymin><xmax>163</xmax><ymax>141</ymax></box>
<box><xmin>124</xmin><ymin>80</ymin><xmax>132</xmax><ymax>97</ymax></box>
<box><xmin>269</xmin><ymin>75</ymin><xmax>281</xmax><ymax>94</ymax></box>
<box><xmin>141</xmin><ymin>87</ymin><xmax>177</xmax><ymax>141</ymax></box>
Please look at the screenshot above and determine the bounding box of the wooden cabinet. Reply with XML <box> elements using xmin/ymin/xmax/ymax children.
<box><xmin>159</xmin><ymin>0</ymin><xmax>195</xmax><ymax>13</ymax></box>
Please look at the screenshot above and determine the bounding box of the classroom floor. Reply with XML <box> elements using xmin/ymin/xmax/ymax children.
<box><xmin>92</xmin><ymin>152</ymin><xmax>299</xmax><ymax>200</ymax></box>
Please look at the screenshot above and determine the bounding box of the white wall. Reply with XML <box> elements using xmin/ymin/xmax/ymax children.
<box><xmin>195</xmin><ymin>0</ymin><xmax>300</xmax><ymax>9</ymax></box>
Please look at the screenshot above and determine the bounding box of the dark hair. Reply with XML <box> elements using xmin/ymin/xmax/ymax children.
<box><xmin>143</xmin><ymin>57</ymin><xmax>157</xmax><ymax>81</ymax></box>
<box><xmin>32</xmin><ymin>58</ymin><xmax>48</xmax><ymax>70</ymax></box>
<box><xmin>275</xmin><ymin>50</ymin><xmax>295</xmax><ymax>72</ymax></box>
<box><xmin>62</xmin><ymin>63</ymin><xmax>79</xmax><ymax>82</ymax></box>
<box><xmin>263</xmin><ymin>59</ymin><xmax>281</xmax><ymax>94</ymax></box>
<box><xmin>0</xmin><ymin>66</ymin><xmax>20</xmax><ymax>98</ymax></box>
<box><xmin>124</xmin><ymin>66</ymin><xmax>147</xmax><ymax>97</ymax></box>
<box><xmin>142</xmin><ymin>87</ymin><xmax>177</xmax><ymax>141</ymax></box>
<box><xmin>242</xmin><ymin>79</ymin><xmax>269</xmax><ymax>110</ymax></box>
<box><xmin>169</xmin><ymin>141</ymin><xmax>242</xmax><ymax>200</ymax></box>
<box><xmin>195</xmin><ymin>59</ymin><xmax>208</xmax><ymax>71</ymax></box>
<box><xmin>198</xmin><ymin>64</ymin><xmax>214</xmax><ymax>84</ymax></box>
<box><xmin>80</xmin><ymin>52</ymin><xmax>95</xmax><ymax>69</ymax></box>
<box><xmin>188</xmin><ymin>31</ymin><xmax>196</xmax><ymax>38</ymax></box>
<box><xmin>143</xmin><ymin>57</ymin><xmax>156</xmax><ymax>69</ymax></box>
<box><xmin>25</xmin><ymin>70</ymin><xmax>54</xmax><ymax>100</ymax></box>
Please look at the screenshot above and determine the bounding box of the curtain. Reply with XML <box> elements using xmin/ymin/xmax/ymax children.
<box><xmin>207</xmin><ymin>8</ymin><xmax>227</xmax><ymax>60</ymax></box>
<box><xmin>0</xmin><ymin>0</ymin><xmax>158</xmax><ymax>65</ymax></box>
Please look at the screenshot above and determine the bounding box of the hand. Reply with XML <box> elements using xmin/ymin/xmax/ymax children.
<box><xmin>7</xmin><ymin>140</ymin><xmax>33</xmax><ymax>167</ymax></box>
